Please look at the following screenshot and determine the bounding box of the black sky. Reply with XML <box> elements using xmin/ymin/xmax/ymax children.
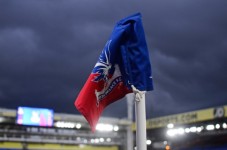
<box><xmin>0</xmin><ymin>0</ymin><xmax>227</xmax><ymax>119</ymax></box>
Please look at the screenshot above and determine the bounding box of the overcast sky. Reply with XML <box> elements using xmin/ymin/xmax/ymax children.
<box><xmin>0</xmin><ymin>0</ymin><xmax>227</xmax><ymax>120</ymax></box>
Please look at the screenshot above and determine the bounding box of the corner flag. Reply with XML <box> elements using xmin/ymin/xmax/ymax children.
<box><xmin>75</xmin><ymin>13</ymin><xmax>153</xmax><ymax>132</ymax></box>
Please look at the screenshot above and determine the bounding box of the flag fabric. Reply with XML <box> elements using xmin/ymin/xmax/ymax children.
<box><xmin>75</xmin><ymin>12</ymin><xmax>153</xmax><ymax>132</ymax></box>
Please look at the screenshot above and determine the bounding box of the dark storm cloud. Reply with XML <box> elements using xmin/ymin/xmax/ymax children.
<box><xmin>0</xmin><ymin>0</ymin><xmax>227</xmax><ymax>119</ymax></box>
<box><xmin>145</xmin><ymin>0</ymin><xmax>227</xmax><ymax>117</ymax></box>
<box><xmin>0</xmin><ymin>0</ymin><xmax>126</xmax><ymax>114</ymax></box>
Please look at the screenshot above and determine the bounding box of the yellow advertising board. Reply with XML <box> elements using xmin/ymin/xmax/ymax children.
<box><xmin>132</xmin><ymin>105</ymin><xmax>227</xmax><ymax>130</ymax></box>
<box><xmin>0</xmin><ymin>142</ymin><xmax>119</xmax><ymax>150</ymax></box>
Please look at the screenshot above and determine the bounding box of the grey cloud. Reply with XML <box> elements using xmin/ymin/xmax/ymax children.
<box><xmin>0</xmin><ymin>0</ymin><xmax>227</xmax><ymax>119</ymax></box>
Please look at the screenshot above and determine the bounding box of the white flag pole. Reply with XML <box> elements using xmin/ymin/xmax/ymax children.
<box><xmin>132</xmin><ymin>85</ymin><xmax>147</xmax><ymax>150</ymax></box>
<box><xmin>126</xmin><ymin>93</ymin><xmax>134</xmax><ymax>150</ymax></box>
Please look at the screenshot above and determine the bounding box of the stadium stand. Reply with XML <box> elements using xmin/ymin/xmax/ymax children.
<box><xmin>1</xmin><ymin>105</ymin><xmax>227</xmax><ymax>150</ymax></box>
<box><xmin>0</xmin><ymin>107</ymin><xmax>131</xmax><ymax>150</ymax></box>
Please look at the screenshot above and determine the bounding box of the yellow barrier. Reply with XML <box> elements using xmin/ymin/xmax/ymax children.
<box><xmin>0</xmin><ymin>142</ymin><xmax>118</xmax><ymax>150</ymax></box>
<box><xmin>28</xmin><ymin>143</ymin><xmax>118</xmax><ymax>150</ymax></box>
<box><xmin>0</xmin><ymin>142</ymin><xmax>23</xmax><ymax>149</ymax></box>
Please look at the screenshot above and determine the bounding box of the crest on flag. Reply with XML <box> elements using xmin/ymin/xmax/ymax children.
<box><xmin>92</xmin><ymin>40</ymin><xmax>123</xmax><ymax>107</ymax></box>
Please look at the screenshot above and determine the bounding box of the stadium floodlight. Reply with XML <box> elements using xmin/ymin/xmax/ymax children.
<box><xmin>167</xmin><ymin>128</ymin><xmax>185</xmax><ymax>137</ymax></box>
<box><xmin>106</xmin><ymin>138</ymin><xmax>112</xmax><ymax>142</ymax></box>
<box><xmin>189</xmin><ymin>126</ymin><xmax>197</xmax><ymax>132</ymax></box>
<box><xmin>77</xmin><ymin>137</ymin><xmax>81</xmax><ymax>141</ymax></box>
<box><xmin>146</xmin><ymin>140</ymin><xmax>152</xmax><ymax>145</ymax></box>
<box><xmin>177</xmin><ymin>128</ymin><xmax>185</xmax><ymax>134</ymax></box>
<box><xmin>196</xmin><ymin>126</ymin><xmax>203</xmax><ymax>132</ymax></box>
<box><xmin>91</xmin><ymin>139</ymin><xmax>95</xmax><ymax>143</ymax></box>
<box><xmin>55</xmin><ymin>121</ymin><xmax>75</xmax><ymax>128</ymax></box>
<box><xmin>96</xmin><ymin>123</ymin><xmax>114</xmax><ymax>132</ymax></box>
<box><xmin>0</xmin><ymin>117</ymin><xmax>4</xmax><ymax>123</ymax></box>
<box><xmin>185</xmin><ymin>128</ymin><xmax>190</xmax><ymax>133</ymax></box>
<box><xmin>206</xmin><ymin>124</ymin><xmax>215</xmax><ymax>130</ymax></box>
<box><xmin>167</xmin><ymin>123</ymin><xmax>174</xmax><ymax>128</ymax></box>
<box><xmin>113</xmin><ymin>125</ymin><xmax>119</xmax><ymax>131</ymax></box>
<box><xmin>167</xmin><ymin>129</ymin><xmax>176</xmax><ymax>137</ymax></box>
<box><xmin>95</xmin><ymin>138</ymin><xmax>100</xmax><ymax>143</ymax></box>
<box><xmin>83</xmin><ymin>139</ymin><xmax>88</xmax><ymax>143</ymax></box>
<box><xmin>100</xmin><ymin>138</ymin><xmax>104</xmax><ymax>142</ymax></box>
<box><xmin>76</xmin><ymin>123</ymin><xmax>82</xmax><ymax>129</ymax></box>
<box><xmin>215</xmin><ymin>124</ymin><xmax>220</xmax><ymax>129</ymax></box>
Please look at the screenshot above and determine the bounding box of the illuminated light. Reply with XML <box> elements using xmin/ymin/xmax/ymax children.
<box><xmin>56</xmin><ymin>122</ymin><xmax>63</xmax><ymax>128</ymax></box>
<box><xmin>96</xmin><ymin>123</ymin><xmax>113</xmax><ymax>132</ymax></box>
<box><xmin>91</xmin><ymin>139</ymin><xmax>95</xmax><ymax>143</ymax></box>
<box><xmin>104</xmin><ymin>124</ymin><xmax>113</xmax><ymax>131</ymax></box>
<box><xmin>146</xmin><ymin>140</ymin><xmax>152</xmax><ymax>145</ymax></box>
<box><xmin>215</xmin><ymin>124</ymin><xmax>220</xmax><ymax>129</ymax></box>
<box><xmin>66</xmin><ymin>122</ymin><xmax>75</xmax><ymax>128</ymax></box>
<box><xmin>165</xmin><ymin>145</ymin><xmax>170</xmax><ymax>150</ymax></box>
<box><xmin>83</xmin><ymin>139</ymin><xmax>88</xmax><ymax>143</ymax></box>
<box><xmin>0</xmin><ymin>117</ymin><xmax>4</xmax><ymax>124</ymax></box>
<box><xmin>55</xmin><ymin>121</ymin><xmax>75</xmax><ymax>128</ymax></box>
<box><xmin>185</xmin><ymin>128</ymin><xmax>190</xmax><ymax>133</ymax></box>
<box><xmin>206</xmin><ymin>125</ymin><xmax>215</xmax><ymax>130</ymax></box>
<box><xmin>163</xmin><ymin>141</ymin><xmax>167</xmax><ymax>145</ymax></box>
<box><xmin>0</xmin><ymin>117</ymin><xmax>5</xmax><ymax>123</ymax></box>
<box><xmin>106</xmin><ymin>138</ymin><xmax>111</xmax><ymax>142</ymax></box>
<box><xmin>68</xmin><ymin>122</ymin><xmax>75</xmax><ymax>128</ymax></box>
<box><xmin>167</xmin><ymin>128</ymin><xmax>185</xmax><ymax>136</ymax></box>
<box><xmin>113</xmin><ymin>125</ymin><xmax>119</xmax><ymax>131</ymax></box>
<box><xmin>100</xmin><ymin>138</ymin><xmax>104</xmax><ymax>142</ymax></box>
<box><xmin>189</xmin><ymin>127</ymin><xmax>197</xmax><ymax>132</ymax></box>
<box><xmin>167</xmin><ymin>123</ymin><xmax>174</xmax><ymax>128</ymax></box>
<box><xmin>223</xmin><ymin>123</ymin><xmax>227</xmax><ymax>129</ymax></box>
<box><xmin>196</xmin><ymin>127</ymin><xmax>202</xmax><ymax>132</ymax></box>
<box><xmin>95</xmin><ymin>138</ymin><xmax>100</xmax><ymax>143</ymax></box>
<box><xmin>76</xmin><ymin>123</ymin><xmax>82</xmax><ymax>129</ymax></box>
<box><xmin>77</xmin><ymin>137</ymin><xmax>81</xmax><ymax>141</ymax></box>
<box><xmin>177</xmin><ymin>128</ymin><xmax>185</xmax><ymax>134</ymax></box>
<box><xmin>167</xmin><ymin>129</ymin><xmax>176</xmax><ymax>137</ymax></box>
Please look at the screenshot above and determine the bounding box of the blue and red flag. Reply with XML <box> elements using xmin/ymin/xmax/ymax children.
<box><xmin>75</xmin><ymin>13</ymin><xmax>153</xmax><ymax>132</ymax></box>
